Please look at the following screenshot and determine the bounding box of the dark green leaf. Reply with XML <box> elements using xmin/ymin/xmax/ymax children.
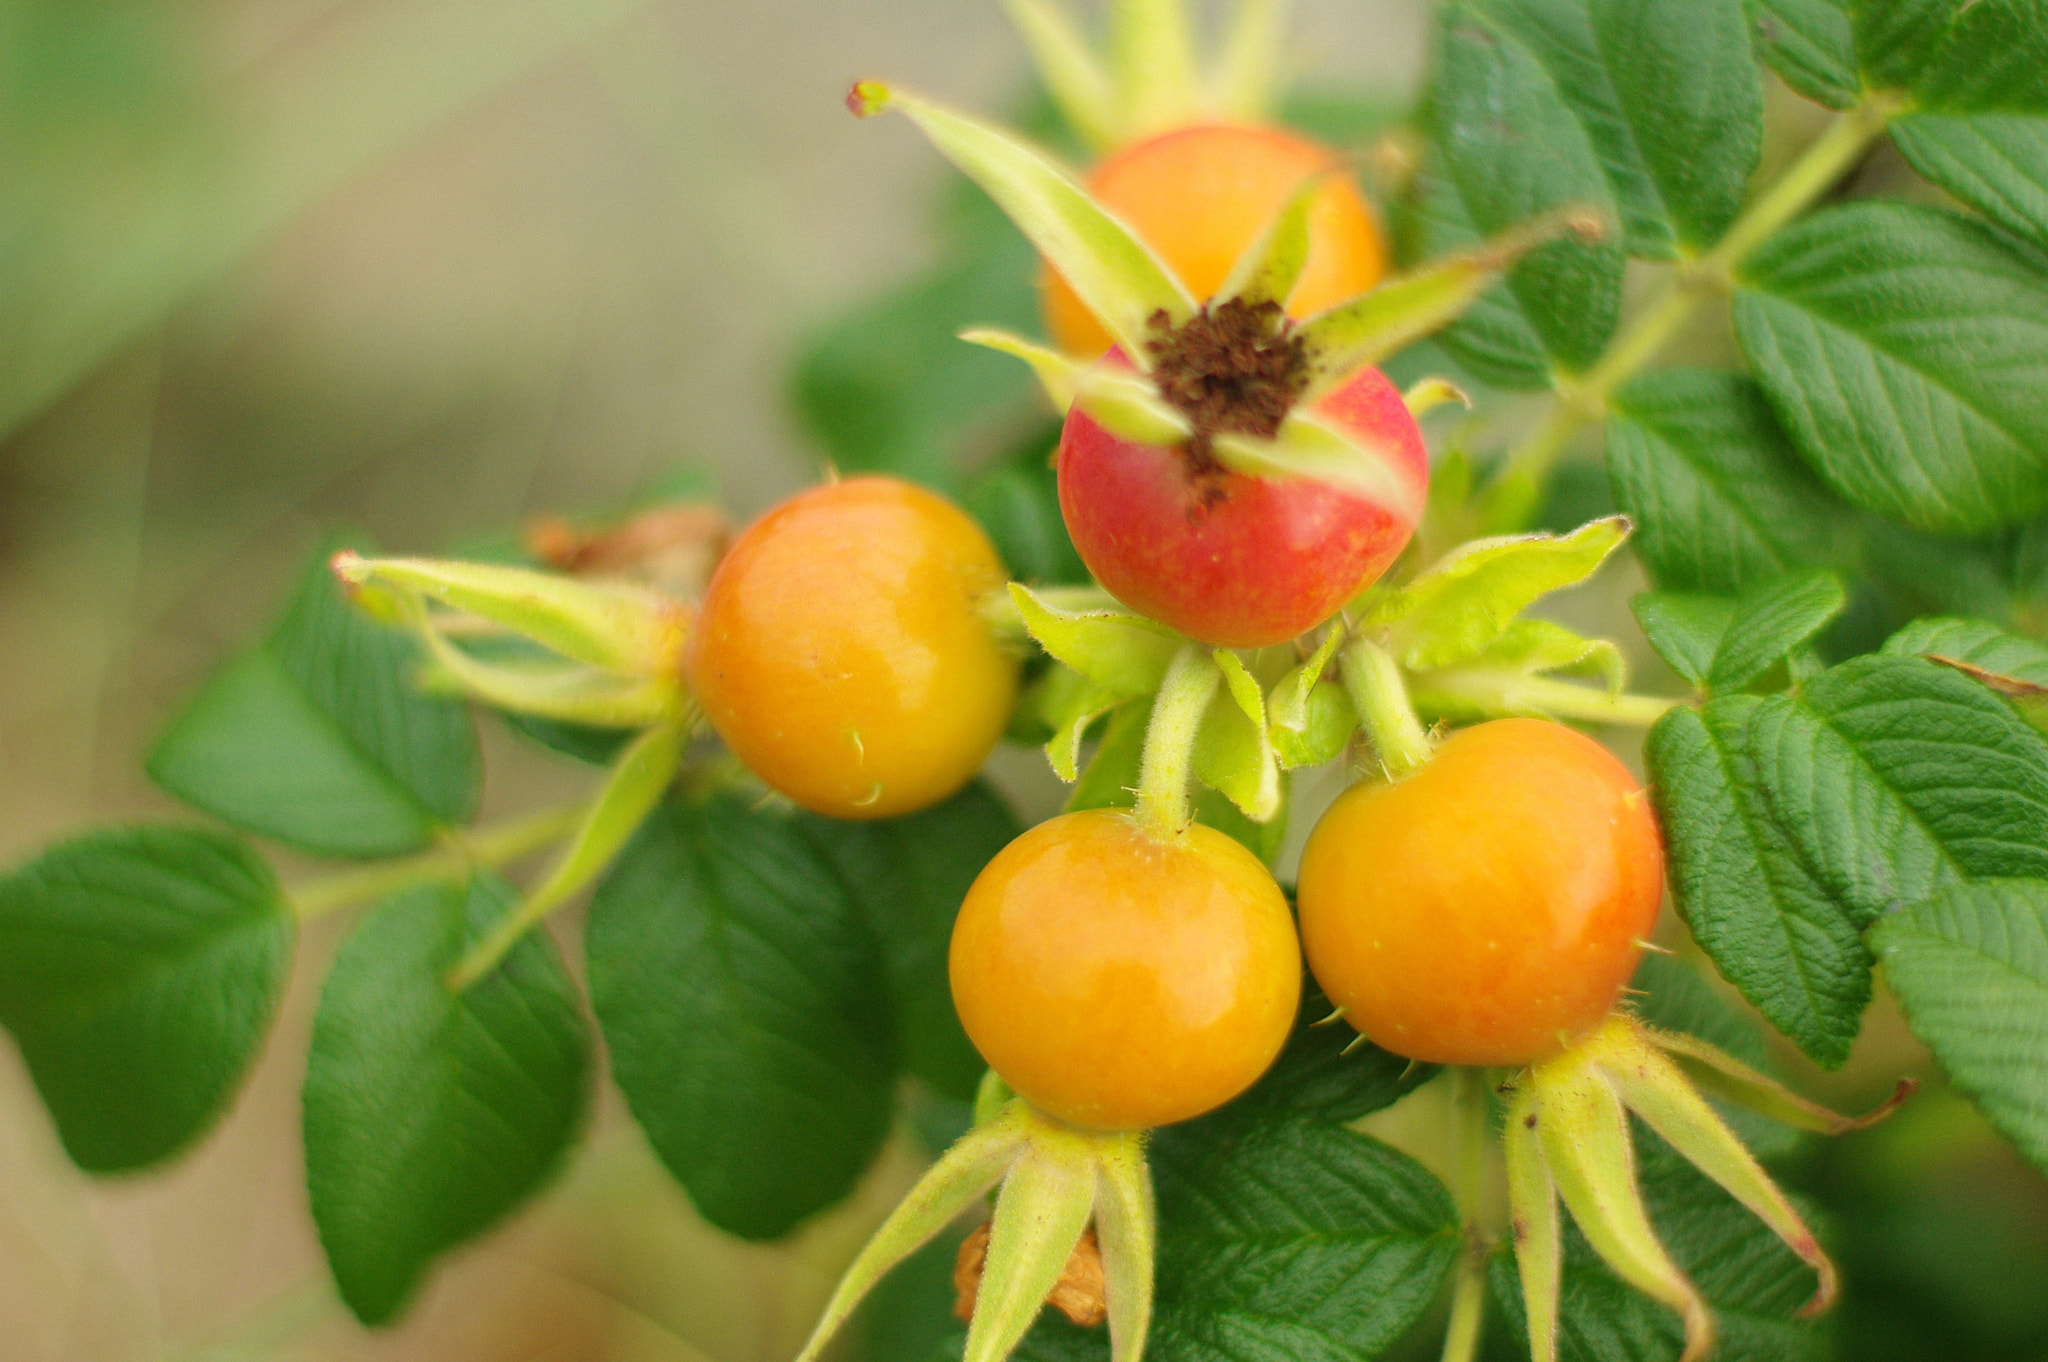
<box><xmin>1734</xmin><ymin>202</ymin><xmax>2048</xmax><ymax>535</ymax></box>
<box><xmin>1607</xmin><ymin>369</ymin><xmax>1848</xmax><ymax>595</ymax></box>
<box><xmin>1490</xmin><ymin>1131</ymin><xmax>1828</xmax><ymax>1360</ymax></box>
<box><xmin>1883</xmin><ymin>615</ymin><xmax>2048</xmax><ymax>725</ymax></box>
<box><xmin>962</xmin><ymin>424</ymin><xmax>1087</xmax><ymax>587</ymax></box>
<box><xmin>1851</xmin><ymin>0</ymin><xmax>1961</xmax><ymax>92</ymax></box>
<box><xmin>1186</xmin><ymin>984</ymin><xmax>1435</xmax><ymax>1133</ymax></box>
<box><xmin>1745</xmin><ymin>654</ymin><xmax>2048</xmax><ymax>925</ymax></box>
<box><xmin>797</xmin><ymin>781</ymin><xmax>1022</xmax><ymax>1100</ymax></box>
<box><xmin>148</xmin><ymin>542</ymin><xmax>481</xmax><ymax>857</ymax></box>
<box><xmin>0</xmin><ymin>827</ymin><xmax>291</xmax><ymax>1171</ymax></box>
<box><xmin>1633</xmin><ymin>594</ymin><xmax>1738</xmax><ymax>689</ymax></box>
<box><xmin>303</xmin><ymin>873</ymin><xmax>589</xmax><ymax>1325</ymax></box>
<box><xmin>1590</xmin><ymin>0</ymin><xmax>1763</xmax><ymax>247</ymax></box>
<box><xmin>1747</xmin><ymin>0</ymin><xmax>1857</xmax><ymax>109</ymax></box>
<box><xmin>1647</xmin><ymin>702</ymin><xmax>1871</xmax><ymax>1066</ymax></box>
<box><xmin>1431</xmin><ymin>2</ymin><xmax>1628</xmax><ymax>370</ymax></box>
<box><xmin>1461</xmin><ymin>0</ymin><xmax>1676</xmax><ymax>258</ymax></box>
<box><xmin>1871</xmin><ymin>879</ymin><xmax>2048</xmax><ymax>1174</ymax></box>
<box><xmin>585</xmin><ymin>794</ymin><xmax>896</xmax><ymax>1240</ymax></box>
<box><xmin>1146</xmin><ymin>1118</ymin><xmax>1459</xmax><ymax>1362</ymax></box>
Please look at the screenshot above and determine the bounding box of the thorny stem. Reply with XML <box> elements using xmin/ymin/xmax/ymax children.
<box><xmin>1480</xmin><ymin>95</ymin><xmax>1903</xmax><ymax>523</ymax></box>
<box><xmin>1339</xmin><ymin>638</ymin><xmax>1435</xmax><ymax>780</ymax></box>
<box><xmin>1440</xmin><ymin>1066</ymin><xmax>1493</xmax><ymax>1362</ymax></box>
<box><xmin>1134</xmin><ymin>643</ymin><xmax>1223</xmax><ymax>836</ymax></box>
<box><xmin>289</xmin><ymin>803</ymin><xmax>586</xmax><ymax>921</ymax></box>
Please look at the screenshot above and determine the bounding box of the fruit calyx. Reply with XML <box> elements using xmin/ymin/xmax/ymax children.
<box><xmin>1144</xmin><ymin>297</ymin><xmax>1306</xmax><ymax>478</ymax></box>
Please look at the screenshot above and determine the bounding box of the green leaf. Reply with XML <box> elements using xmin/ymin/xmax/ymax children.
<box><xmin>1010</xmin><ymin>584</ymin><xmax>1181</xmax><ymax>697</ymax></box>
<box><xmin>1634</xmin><ymin>594</ymin><xmax>1739</xmax><ymax>689</ymax></box>
<box><xmin>1890</xmin><ymin>0</ymin><xmax>2048</xmax><ymax>252</ymax></box>
<box><xmin>963</xmin><ymin>424</ymin><xmax>1088</xmax><ymax>587</ymax></box>
<box><xmin>1430</xmin><ymin>2</ymin><xmax>1628</xmax><ymax>370</ymax></box>
<box><xmin>1733</xmin><ymin>201</ymin><xmax>2048</xmax><ymax>536</ymax></box>
<box><xmin>1744</xmin><ymin>654</ymin><xmax>2048</xmax><ymax>926</ymax></box>
<box><xmin>1635</xmin><ymin>570</ymin><xmax>1845</xmax><ymax>692</ymax></box>
<box><xmin>1747</xmin><ymin>0</ymin><xmax>1857</xmax><ymax>110</ymax></box>
<box><xmin>1871</xmin><ymin>879</ymin><xmax>2048</xmax><ymax>1174</ymax></box>
<box><xmin>1490</xmin><ymin>1132</ymin><xmax>1828</xmax><ymax>1360</ymax></box>
<box><xmin>1590</xmin><ymin>0</ymin><xmax>1763</xmax><ymax>247</ymax></box>
<box><xmin>1363</xmin><ymin>516</ymin><xmax>1629</xmax><ymax>670</ymax></box>
<box><xmin>303</xmin><ymin>873</ymin><xmax>589</xmax><ymax>1325</ymax></box>
<box><xmin>1647</xmin><ymin>702</ymin><xmax>1872</xmax><ymax>1066</ymax></box>
<box><xmin>1882</xmin><ymin>616</ymin><xmax>2048</xmax><ymax>731</ymax></box>
<box><xmin>1408</xmin><ymin>616</ymin><xmax>1627</xmax><ymax>723</ymax></box>
<box><xmin>1144</xmin><ymin>1120</ymin><xmax>1459</xmax><ymax>1362</ymax></box>
<box><xmin>1851</xmin><ymin>0</ymin><xmax>1958</xmax><ymax>93</ymax></box>
<box><xmin>1187</xmin><ymin>985</ymin><xmax>1436</xmax><ymax>1132</ymax></box>
<box><xmin>797</xmin><ymin>782</ymin><xmax>1022</xmax><ymax>1100</ymax></box>
<box><xmin>585</xmin><ymin>794</ymin><xmax>896</xmax><ymax>1239</ymax></box>
<box><xmin>0</xmin><ymin>827</ymin><xmax>291</xmax><ymax>1171</ymax></box>
<box><xmin>149</xmin><ymin>542</ymin><xmax>481</xmax><ymax>858</ymax></box>
<box><xmin>1607</xmin><ymin>369</ymin><xmax>1849</xmax><ymax>595</ymax></box>
<box><xmin>1392</xmin><ymin>152</ymin><xmax>1553</xmax><ymax>391</ymax></box>
<box><xmin>1192</xmin><ymin>651</ymin><xmax>1280</xmax><ymax>822</ymax></box>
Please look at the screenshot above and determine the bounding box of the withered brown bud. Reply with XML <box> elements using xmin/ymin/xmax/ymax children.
<box><xmin>951</xmin><ymin>1221</ymin><xmax>1108</xmax><ymax>1328</ymax></box>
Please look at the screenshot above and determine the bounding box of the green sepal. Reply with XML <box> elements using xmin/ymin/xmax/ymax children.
<box><xmin>1403</xmin><ymin>376</ymin><xmax>1471</xmax><ymax>419</ymax></box>
<box><xmin>1215</xmin><ymin>172</ymin><xmax>1319</xmax><ymax>311</ymax></box>
<box><xmin>1042</xmin><ymin>672</ymin><xmax>1133</xmax><ymax>783</ymax></box>
<box><xmin>1645</xmin><ymin>1026</ymin><xmax>1914</xmax><ymax>1137</ymax></box>
<box><xmin>999</xmin><ymin>0</ymin><xmax>1120</xmax><ymax>149</ymax></box>
<box><xmin>1193</xmin><ymin>650</ymin><xmax>1282</xmax><ymax>822</ymax></box>
<box><xmin>1093</xmin><ymin>1134</ymin><xmax>1157</xmax><ymax>1362</ymax></box>
<box><xmin>1074</xmin><ymin>364</ymin><xmax>1194</xmax><ymax>446</ymax></box>
<box><xmin>1590</xmin><ymin>1018</ymin><xmax>1837</xmax><ymax>1315</ymax></box>
<box><xmin>1360</xmin><ymin>516</ymin><xmax>1631</xmax><ymax>671</ymax></box>
<box><xmin>1010</xmin><ymin>583</ymin><xmax>1181</xmax><ymax>697</ymax></box>
<box><xmin>331</xmin><ymin>552</ymin><xmax>685</xmax><ymax>675</ymax></box>
<box><xmin>1212</xmin><ymin>407</ymin><xmax>1427</xmax><ymax>523</ymax></box>
<box><xmin>1297</xmin><ymin>207</ymin><xmax>1603</xmax><ymax>399</ymax></box>
<box><xmin>1503</xmin><ymin>1080</ymin><xmax>1563</xmax><ymax>1362</ymax></box>
<box><xmin>962</xmin><ymin>328</ymin><xmax>1083</xmax><ymax>412</ymax></box>
<box><xmin>852</xmin><ymin>82</ymin><xmax>1194</xmax><ymax>360</ymax></box>
<box><xmin>1270</xmin><ymin>625</ymin><xmax>1357</xmax><ymax>769</ymax></box>
<box><xmin>417</xmin><ymin>646</ymin><xmax>678</xmax><ymax>728</ymax></box>
<box><xmin>1528</xmin><ymin>1039</ymin><xmax>1714</xmax><ymax>1361</ymax></box>
<box><xmin>1108</xmin><ymin>0</ymin><xmax>1199</xmax><ymax>140</ymax></box>
<box><xmin>791</xmin><ymin>1105</ymin><xmax>1034</xmax><ymax>1362</ymax></box>
<box><xmin>966</xmin><ymin>1131</ymin><xmax>1102</xmax><ymax>1362</ymax></box>
<box><xmin>1210</xmin><ymin>0</ymin><xmax>1289</xmax><ymax>124</ymax></box>
<box><xmin>446</xmin><ymin>719</ymin><xmax>688</xmax><ymax>992</ymax></box>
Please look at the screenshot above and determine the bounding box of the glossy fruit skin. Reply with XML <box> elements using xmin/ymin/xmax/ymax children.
<box><xmin>1058</xmin><ymin>359</ymin><xmax>1427</xmax><ymax>647</ymax></box>
<box><xmin>1296</xmin><ymin>719</ymin><xmax>1665</xmax><ymax>1067</ymax></box>
<box><xmin>950</xmin><ymin>810</ymin><xmax>1301</xmax><ymax>1131</ymax></box>
<box><xmin>685</xmin><ymin>476</ymin><xmax>1018</xmax><ymax>820</ymax></box>
<box><xmin>1043</xmin><ymin>123</ymin><xmax>1387</xmax><ymax>357</ymax></box>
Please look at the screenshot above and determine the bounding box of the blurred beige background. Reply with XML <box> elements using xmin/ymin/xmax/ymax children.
<box><xmin>0</xmin><ymin>3</ymin><xmax>1425</xmax><ymax>1358</ymax></box>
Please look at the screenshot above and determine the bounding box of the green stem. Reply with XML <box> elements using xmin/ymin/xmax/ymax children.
<box><xmin>1483</xmin><ymin>96</ymin><xmax>1900</xmax><ymax>517</ymax></box>
<box><xmin>1134</xmin><ymin>643</ymin><xmax>1222</xmax><ymax>836</ymax></box>
<box><xmin>289</xmin><ymin>803</ymin><xmax>585</xmax><ymax>921</ymax></box>
<box><xmin>1339</xmin><ymin>638</ymin><xmax>1435</xmax><ymax>779</ymax></box>
<box><xmin>1440</xmin><ymin>1067</ymin><xmax>1493</xmax><ymax>1362</ymax></box>
<box><xmin>1420</xmin><ymin>671</ymin><xmax>1680</xmax><ymax>728</ymax></box>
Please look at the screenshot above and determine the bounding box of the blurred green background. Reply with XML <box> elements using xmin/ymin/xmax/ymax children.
<box><xmin>3</xmin><ymin>1</ymin><xmax>2046</xmax><ymax>1358</ymax></box>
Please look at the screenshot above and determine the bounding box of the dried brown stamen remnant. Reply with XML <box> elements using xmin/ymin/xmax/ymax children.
<box><xmin>1145</xmin><ymin>297</ymin><xmax>1309</xmax><ymax>477</ymax></box>
<box><xmin>952</xmin><ymin>1221</ymin><xmax>1109</xmax><ymax>1327</ymax></box>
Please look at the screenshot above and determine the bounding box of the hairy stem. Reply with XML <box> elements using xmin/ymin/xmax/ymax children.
<box><xmin>1482</xmin><ymin>96</ymin><xmax>1900</xmax><ymax>519</ymax></box>
<box><xmin>1339</xmin><ymin>638</ymin><xmax>1435</xmax><ymax>779</ymax></box>
<box><xmin>289</xmin><ymin>802</ymin><xmax>586</xmax><ymax>921</ymax></box>
<box><xmin>1134</xmin><ymin>643</ymin><xmax>1222</xmax><ymax>836</ymax></box>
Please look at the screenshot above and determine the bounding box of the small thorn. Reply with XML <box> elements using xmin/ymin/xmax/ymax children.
<box><xmin>1341</xmin><ymin>1032</ymin><xmax>1373</xmax><ymax>1056</ymax></box>
<box><xmin>845</xmin><ymin>80</ymin><xmax>892</xmax><ymax>117</ymax></box>
<box><xmin>1633</xmin><ymin>937</ymin><xmax>1674</xmax><ymax>954</ymax></box>
<box><xmin>1399</xmin><ymin>1058</ymin><xmax>1421</xmax><ymax>1081</ymax></box>
<box><xmin>1310</xmin><ymin>1006</ymin><xmax>1347</xmax><ymax>1028</ymax></box>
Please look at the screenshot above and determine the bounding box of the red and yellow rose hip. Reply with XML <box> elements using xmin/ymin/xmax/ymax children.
<box><xmin>685</xmin><ymin>476</ymin><xmax>1018</xmax><ymax>820</ymax></box>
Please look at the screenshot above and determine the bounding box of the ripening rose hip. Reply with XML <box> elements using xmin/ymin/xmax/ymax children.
<box><xmin>1058</xmin><ymin>352</ymin><xmax>1427</xmax><ymax>648</ymax></box>
<box><xmin>949</xmin><ymin>809</ymin><xmax>1301</xmax><ymax>1131</ymax></box>
<box><xmin>1042</xmin><ymin>123</ymin><xmax>1387</xmax><ymax>358</ymax></box>
<box><xmin>1296</xmin><ymin>718</ymin><xmax>1665</xmax><ymax>1066</ymax></box>
<box><xmin>685</xmin><ymin>476</ymin><xmax>1018</xmax><ymax>820</ymax></box>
